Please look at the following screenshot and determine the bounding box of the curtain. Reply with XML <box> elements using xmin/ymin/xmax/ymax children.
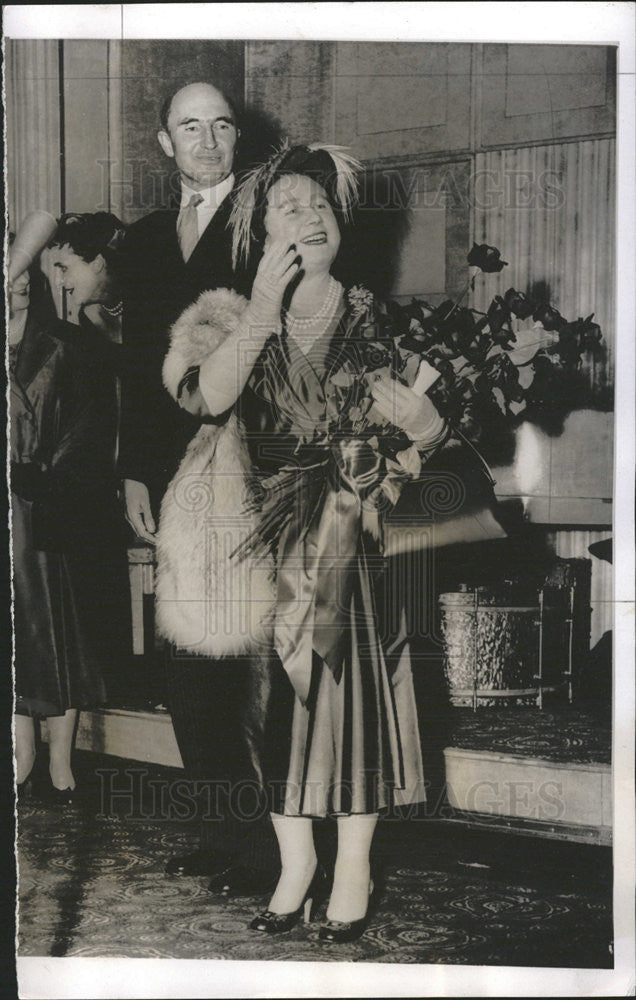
<box><xmin>470</xmin><ymin>139</ymin><xmax>616</xmax><ymax>395</ymax></box>
<box><xmin>470</xmin><ymin>141</ymin><xmax>616</xmax><ymax>650</ymax></box>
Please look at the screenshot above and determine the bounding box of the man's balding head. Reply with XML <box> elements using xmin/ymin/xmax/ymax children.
<box><xmin>158</xmin><ymin>83</ymin><xmax>239</xmax><ymax>191</ymax></box>
<box><xmin>160</xmin><ymin>82</ymin><xmax>237</xmax><ymax>134</ymax></box>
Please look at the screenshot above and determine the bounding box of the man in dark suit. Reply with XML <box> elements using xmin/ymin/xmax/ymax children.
<box><xmin>118</xmin><ymin>82</ymin><xmax>277</xmax><ymax>895</ymax></box>
<box><xmin>119</xmin><ymin>82</ymin><xmax>245</xmax><ymax>527</ymax></box>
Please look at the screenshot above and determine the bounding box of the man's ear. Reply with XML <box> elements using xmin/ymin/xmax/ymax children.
<box><xmin>158</xmin><ymin>129</ymin><xmax>175</xmax><ymax>158</ymax></box>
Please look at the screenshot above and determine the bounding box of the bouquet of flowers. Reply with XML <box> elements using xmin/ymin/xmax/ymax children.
<box><xmin>237</xmin><ymin>244</ymin><xmax>604</xmax><ymax>561</ymax></box>
<box><xmin>329</xmin><ymin>243</ymin><xmax>604</xmax><ymax>467</ymax></box>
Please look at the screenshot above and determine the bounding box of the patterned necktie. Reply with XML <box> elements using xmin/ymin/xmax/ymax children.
<box><xmin>177</xmin><ymin>192</ymin><xmax>203</xmax><ymax>262</ymax></box>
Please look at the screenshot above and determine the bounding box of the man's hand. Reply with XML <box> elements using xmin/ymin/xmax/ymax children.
<box><xmin>124</xmin><ymin>479</ymin><xmax>156</xmax><ymax>543</ymax></box>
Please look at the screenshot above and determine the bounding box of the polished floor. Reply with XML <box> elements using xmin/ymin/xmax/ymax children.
<box><xmin>17</xmin><ymin>751</ymin><xmax>613</xmax><ymax>967</ymax></box>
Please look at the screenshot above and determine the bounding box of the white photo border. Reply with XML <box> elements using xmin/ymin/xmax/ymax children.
<box><xmin>5</xmin><ymin>3</ymin><xmax>635</xmax><ymax>998</ymax></box>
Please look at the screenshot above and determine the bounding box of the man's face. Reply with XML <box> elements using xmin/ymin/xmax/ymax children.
<box><xmin>158</xmin><ymin>84</ymin><xmax>238</xmax><ymax>191</ymax></box>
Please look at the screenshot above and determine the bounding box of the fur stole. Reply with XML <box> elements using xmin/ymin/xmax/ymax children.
<box><xmin>155</xmin><ymin>288</ymin><xmax>276</xmax><ymax>658</ymax></box>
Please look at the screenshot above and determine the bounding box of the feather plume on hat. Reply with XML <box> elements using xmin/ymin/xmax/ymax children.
<box><xmin>230</xmin><ymin>142</ymin><xmax>362</xmax><ymax>269</ymax></box>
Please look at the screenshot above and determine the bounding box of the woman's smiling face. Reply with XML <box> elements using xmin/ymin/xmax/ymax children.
<box><xmin>50</xmin><ymin>244</ymin><xmax>105</xmax><ymax>310</ymax></box>
<box><xmin>264</xmin><ymin>174</ymin><xmax>341</xmax><ymax>275</ymax></box>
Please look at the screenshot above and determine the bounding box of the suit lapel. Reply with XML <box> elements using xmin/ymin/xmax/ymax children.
<box><xmin>156</xmin><ymin>210</ymin><xmax>182</xmax><ymax>268</ymax></box>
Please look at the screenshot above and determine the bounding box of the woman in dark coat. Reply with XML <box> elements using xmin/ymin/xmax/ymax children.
<box><xmin>11</xmin><ymin>212</ymin><xmax>126</xmax><ymax>799</ymax></box>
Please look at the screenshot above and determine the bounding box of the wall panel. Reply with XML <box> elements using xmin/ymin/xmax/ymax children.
<box><xmin>382</xmin><ymin>160</ymin><xmax>472</xmax><ymax>302</ymax></box>
<box><xmin>5</xmin><ymin>40</ymin><xmax>61</xmax><ymax>230</ymax></box>
<box><xmin>334</xmin><ymin>42</ymin><xmax>472</xmax><ymax>164</ymax></box>
<box><xmin>62</xmin><ymin>41</ymin><xmax>110</xmax><ymax>216</ymax></box>
<box><xmin>245</xmin><ymin>42</ymin><xmax>335</xmax><ymax>144</ymax></box>
<box><xmin>478</xmin><ymin>44</ymin><xmax>616</xmax><ymax>149</ymax></box>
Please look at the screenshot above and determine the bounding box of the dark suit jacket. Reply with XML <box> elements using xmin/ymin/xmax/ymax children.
<box><xmin>118</xmin><ymin>192</ymin><xmax>251</xmax><ymax>511</ymax></box>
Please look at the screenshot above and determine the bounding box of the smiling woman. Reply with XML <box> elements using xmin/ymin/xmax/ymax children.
<box><xmin>47</xmin><ymin>212</ymin><xmax>126</xmax><ymax>336</ymax></box>
<box><xmin>156</xmin><ymin>143</ymin><xmax>457</xmax><ymax>944</ymax></box>
<box><xmin>263</xmin><ymin>174</ymin><xmax>341</xmax><ymax>281</ymax></box>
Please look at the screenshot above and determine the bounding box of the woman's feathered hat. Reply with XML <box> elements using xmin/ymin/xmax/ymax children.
<box><xmin>230</xmin><ymin>141</ymin><xmax>362</xmax><ymax>268</ymax></box>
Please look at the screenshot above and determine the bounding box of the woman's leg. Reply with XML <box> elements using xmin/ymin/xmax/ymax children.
<box><xmin>14</xmin><ymin>715</ymin><xmax>36</xmax><ymax>785</ymax></box>
<box><xmin>267</xmin><ymin>813</ymin><xmax>317</xmax><ymax>914</ymax></box>
<box><xmin>327</xmin><ymin>813</ymin><xmax>378</xmax><ymax>923</ymax></box>
<box><xmin>46</xmin><ymin>709</ymin><xmax>77</xmax><ymax>790</ymax></box>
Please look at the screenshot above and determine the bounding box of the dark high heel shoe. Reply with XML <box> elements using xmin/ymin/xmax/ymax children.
<box><xmin>318</xmin><ymin>880</ymin><xmax>375</xmax><ymax>944</ymax></box>
<box><xmin>47</xmin><ymin>786</ymin><xmax>76</xmax><ymax>806</ymax></box>
<box><xmin>249</xmin><ymin>866</ymin><xmax>328</xmax><ymax>934</ymax></box>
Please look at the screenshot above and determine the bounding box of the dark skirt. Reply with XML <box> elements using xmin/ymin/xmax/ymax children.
<box><xmin>13</xmin><ymin>494</ymin><xmax>106</xmax><ymax>717</ymax></box>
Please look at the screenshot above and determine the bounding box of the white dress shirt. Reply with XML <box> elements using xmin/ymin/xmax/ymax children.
<box><xmin>179</xmin><ymin>173</ymin><xmax>235</xmax><ymax>241</ymax></box>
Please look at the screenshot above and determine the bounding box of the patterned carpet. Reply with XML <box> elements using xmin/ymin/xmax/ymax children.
<box><xmin>448</xmin><ymin>707</ymin><xmax>611</xmax><ymax>764</ymax></box>
<box><xmin>17</xmin><ymin>752</ymin><xmax>613</xmax><ymax>967</ymax></box>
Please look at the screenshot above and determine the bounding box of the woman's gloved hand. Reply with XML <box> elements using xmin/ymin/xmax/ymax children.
<box><xmin>246</xmin><ymin>237</ymin><xmax>300</xmax><ymax>334</ymax></box>
<box><xmin>370</xmin><ymin>376</ymin><xmax>446</xmax><ymax>445</ymax></box>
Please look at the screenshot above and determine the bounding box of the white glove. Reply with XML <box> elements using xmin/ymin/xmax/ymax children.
<box><xmin>370</xmin><ymin>376</ymin><xmax>446</xmax><ymax>444</ymax></box>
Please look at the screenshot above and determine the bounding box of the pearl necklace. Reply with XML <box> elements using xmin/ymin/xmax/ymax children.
<box><xmin>283</xmin><ymin>277</ymin><xmax>342</xmax><ymax>333</ymax></box>
<box><xmin>102</xmin><ymin>300</ymin><xmax>123</xmax><ymax>318</ymax></box>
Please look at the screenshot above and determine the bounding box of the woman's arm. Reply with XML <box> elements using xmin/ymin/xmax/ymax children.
<box><xmin>197</xmin><ymin>239</ymin><xmax>299</xmax><ymax>415</ymax></box>
<box><xmin>195</xmin><ymin>302</ymin><xmax>273</xmax><ymax>415</ymax></box>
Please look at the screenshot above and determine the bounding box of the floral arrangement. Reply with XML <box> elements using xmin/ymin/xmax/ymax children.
<box><xmin>237</xmin><ymin>244</ymin><xmax>604</xmax><ymax>561</ymax></box>
<box><xmin>329</xmin><ymin>243</ymin><xmax>604</xmax><ymax>466</ymax></box>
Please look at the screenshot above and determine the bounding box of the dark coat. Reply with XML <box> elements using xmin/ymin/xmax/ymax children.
<box><xmin>11</xmin><ymin>315</ymin><xmax>120</xmax><ymax>550</ymax></box>
<box><xmin>11</xmin><ymin>313</ymin><xmax>121</xmax><ymax>714</ymax></box>
<box><xmin>117</xmin><ymin>194</ymin><xmax>251</xmax><ymax>510</ymax></box>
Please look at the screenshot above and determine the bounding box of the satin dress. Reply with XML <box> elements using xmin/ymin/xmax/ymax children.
<box><xmin>235</xmin><ymin>300</ymin><xmax>427</xmax><ymax>817</ymax></box>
